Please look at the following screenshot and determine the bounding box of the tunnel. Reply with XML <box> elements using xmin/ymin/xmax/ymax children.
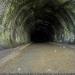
<box><xmin>30</xmin><ymin>23</ymin><xmax>54</xmax><ymax>43</ymax></box>
<box><xmin>29</xmin><ymin>10</ymin><xmax>62</xmax><ymax>43</ymax></box>
<box><xmin>29</xmin><ymin>13</ymin><xmax>58</xmax><ymax>43</ymax></box>
<box><xmin>30</xmin><ymin>28</ymin><xmax>50</xmax><ymax>43</ymax></box>
<box><xmin>0</xmin><ymin>0</ymin><xmax>75</xmax><ymax>46</ymax></box>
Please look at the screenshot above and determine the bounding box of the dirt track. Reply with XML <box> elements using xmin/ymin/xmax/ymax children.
<box><xmin>0</xmin><ymin>43</ymin><xmax>75</xmax><ymax>73</ymax></box>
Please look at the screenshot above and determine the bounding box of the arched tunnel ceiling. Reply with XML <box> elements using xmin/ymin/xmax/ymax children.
<box><xmin>0</xmin><ymin>0</ymin><xmax>75</xmax><ymax>46</ymax></box>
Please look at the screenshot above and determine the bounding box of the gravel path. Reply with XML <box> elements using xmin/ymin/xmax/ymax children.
<box><xmin>0</xmin><ymin>43</ymin><xmax>75</xmax><ymax>73</ymax></box>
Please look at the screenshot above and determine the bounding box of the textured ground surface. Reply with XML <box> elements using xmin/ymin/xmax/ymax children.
<box><xmin>0</xmin><ymin>43</ymin><xmax>75</xmax><ymax>73</ymax></box>
<box><xmin>0</xmin><ymin>45</ymin><xmax>25</xmax><ymax>60</ymax></box>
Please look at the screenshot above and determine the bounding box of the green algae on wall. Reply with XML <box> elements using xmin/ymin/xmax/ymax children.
<box><xmin>0</xmin><ymin>0</ymin><xmax>75</xmax><ymax>47</ymax></box>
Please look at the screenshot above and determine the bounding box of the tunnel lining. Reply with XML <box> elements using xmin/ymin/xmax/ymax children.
<box><xmin>1</xmin><ymin>0</ymin><xmax>75</xmax><ymax>46</ymax></box>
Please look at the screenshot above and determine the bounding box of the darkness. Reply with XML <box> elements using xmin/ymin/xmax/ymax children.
<box><xmin>30</xmin><ymin>13</ymin><xmax>59</xmax><ymax>43</ymax></box>
<box><xmin>30</xmin><ymin>23</ymin><xmax>54</xmax><ymax>43</ymax></box>
<box><xmin>28</xmin><ymin>7</ymin><xmax>62</xmax><ymax>43</ymax></box>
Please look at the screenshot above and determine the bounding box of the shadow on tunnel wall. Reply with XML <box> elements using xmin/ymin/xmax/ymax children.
<box><xmin>0</xmin><ymin>0</ymin><xmax>75</xmax><ymax>47</ymax></box>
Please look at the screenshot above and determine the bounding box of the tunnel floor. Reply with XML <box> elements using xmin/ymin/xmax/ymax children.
<box><xmin>0</xmin><ymin>43</ymin><xmax>75</xmax><ymax>73</ymax></box>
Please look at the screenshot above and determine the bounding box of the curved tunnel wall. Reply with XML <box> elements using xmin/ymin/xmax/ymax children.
<box><xmin>0</xmin><ymin>0</ymin><xmax>75</xmax><ymax>47</ymax></box>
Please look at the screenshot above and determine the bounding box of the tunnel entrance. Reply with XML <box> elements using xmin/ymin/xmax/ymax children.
<box><xmin>28</xmin><ymin>11</ymin><xmax>62</xmax><ymax>43</ymax></box>
<box><xmin>30</xmin><ymin>29</ymin><xmax>50</xmax><ymax>43</ymax></box>
<box><xmin>30</xmin><ymin>22</ymin><xmax>55</xmax><ymax>43</ymax></box>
